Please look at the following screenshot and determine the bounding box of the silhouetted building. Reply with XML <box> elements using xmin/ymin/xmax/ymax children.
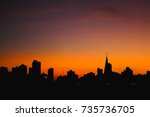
<box><xmin>0</xmin><ymin>67</ymin><xmax>8</xmax><ymax>78</ymax></box>
<box><xmin>29</xmin><ymin>60</ymin><xmax>41</xmax><ymax>79</ymax></box>
<box><xmin>146</xmin><ymin>71</ymin><xmax>150</xmax><ymax>78</ymax></box>
<box><xmin>104</xmin><ymin>55</ymin><xmax>112</xmax><ymax>76</ymax></box>
<box><xmin>97</xmin><ymin>68</ymin><xmax>103</xmax><ymax>77</ymax></box>
<box><xmin>122</xmin><ymin>67</ymin><xmax>133</xmax><ymax>78</ymax></box>
<box><xmin>0</xmin><ymin>67</ymin><xmax>8</xmax><ymax>74</ymax></box>
<box><xmin>67</xmin><ymin>70</ymin><xmax>78</xmax><ymax>80</ymax></box>
<box><xmin>12</xmin><ymin>64</ymin><xmax>27</xmax><ymax>79</ymax></box>
<box><xmin>48</xmin><ymin>67</ymin><xmax>54</xmax><ymax>81</ymax></box>
<box><xmin>29</xmin><ymin>67</ymin><xmax>33</xmax><ymax>75</ymax></box>
<box><xmin>19</xmin><ymin>64</ymin><xmax>27</xmax><ymax>78</ymax></box>
<box><xmin>12</xmin><ymin>66</ymin><xmax>20</xmax><ymax>78</ymax></box>
<box><xmin>84</xmin><ymin>72</ymin><xmax>95</xmax><ymax>79</ymax></box>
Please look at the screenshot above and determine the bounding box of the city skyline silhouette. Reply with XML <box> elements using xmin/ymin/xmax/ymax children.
<box><xmin>1</xmin><ymin>55</ymin><xmax>150</xmax><ymax>100</ymax></box>
<box><xmin>1</xmin><ymin>54</ymin><xmax>150</xmax><ymax>80</ymax></box>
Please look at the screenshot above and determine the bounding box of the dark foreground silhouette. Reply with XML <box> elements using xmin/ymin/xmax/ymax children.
<box><xmin>0</xmin><ymin>75</ymin><xmax>150</xmax><ymax>100</ymax></box>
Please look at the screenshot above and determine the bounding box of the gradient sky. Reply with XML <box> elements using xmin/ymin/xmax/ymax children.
<box><xmin>1</xmin><ymin>0</ymin><xmax>150</xmax><ymax>78</ymax></box>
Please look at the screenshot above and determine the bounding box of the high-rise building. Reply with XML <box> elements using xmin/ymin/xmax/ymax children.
<box><xmin>48</xmin><ymin>67</ymin><xmax>54</xmax><ymax>81</ymax></box>
<box><xmin>31</xmin><ymin>60</ymin><xmax>41</xmax><ymax>79</ymax></box>
<box><xmin>97</xmin><ymin>68</ymin><xmax>103</xmax><ymax>77</ymax></box>
<box><xmin>104</xmin><ymin>55</ymin><xmax>112</xmax><ymax>76</ymax></box>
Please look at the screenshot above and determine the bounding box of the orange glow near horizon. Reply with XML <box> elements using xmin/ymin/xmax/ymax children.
<box><xmin>1</xmin><ymin>52</ymin><xmax>150</xmax><ymax>79</ymax></box>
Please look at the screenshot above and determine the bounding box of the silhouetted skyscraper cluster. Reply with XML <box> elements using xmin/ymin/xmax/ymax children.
<box><xmin>0</xmin><ymin>60</ymin><xmax>54</xmax><ymax>81</ymax></box>
<box><xmin>1</xmin><ymin>55</ymin><xmax>150</xmax><ymax>99</ymax></box>
<box><xmin>1</xmin><ymin>55</ymin><xmax>150</xmax><ymax>84</ymax></box>
<box><xmin>12</xmin><ymin>64</ymin><xmax>27</xmax><ymax>79</ymax></box>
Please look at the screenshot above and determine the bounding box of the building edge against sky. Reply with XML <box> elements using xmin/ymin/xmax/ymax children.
<box><xmin>1</xmin><ymin>54</ymin><xmax>150</xmax><ymax>80</ymax></box>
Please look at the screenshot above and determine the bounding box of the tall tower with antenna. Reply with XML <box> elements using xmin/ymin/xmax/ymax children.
<box><xmin>104</xmin><ymin>53</ymin><xmax>112</xmax><ymax>76</ymax></box>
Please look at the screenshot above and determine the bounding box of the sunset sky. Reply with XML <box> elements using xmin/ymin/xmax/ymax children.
<box><xmin>1</xmin><ymin>0</ymin><xmax>150</xmax><ymax>78</ymax></box>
